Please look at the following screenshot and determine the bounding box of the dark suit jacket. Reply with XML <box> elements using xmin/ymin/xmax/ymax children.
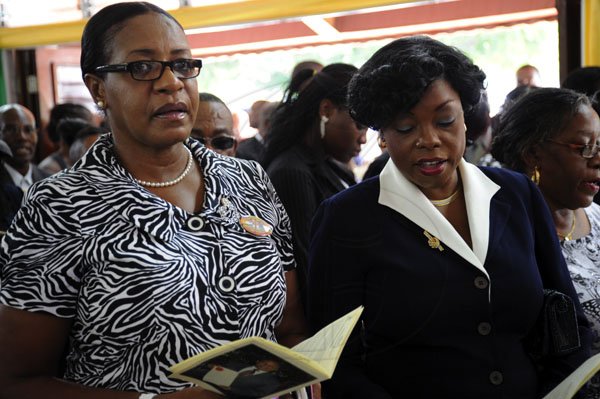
<box><xmin>236</xmin><ymin>136</ymin><xmax>266</xmax><ymax>165</ymax></box>
<box><xmin>362</xmin><ymin>151</ymin><xmax>390</xmax><ymax>180</ymax></box>
<box><xmin>0</xmin><ymin>163</ymin><xmax>49</xmax><ymax>231</ymax></box>
<box><xmin>308</xmin><ymin>161</ymin><xmax>591</xmax><ymax>399</ymax></box>
<box><xmin>0</xmin><ymin>164</ymin><xmax>22</xmax><ymax>232</ymax></box>
<box><xmin>267</xmin><ymin>144</ymin><xmax>355</xmax><ymax>306</ymax></box>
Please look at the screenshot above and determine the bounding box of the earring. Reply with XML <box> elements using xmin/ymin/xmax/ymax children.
<box><xmin>97</xmin><ymin>100</ymin><xmax>105</xmax><ymax>109</ymax></box>
<box><xmin>320</xmin><ymin>115</ymin><xmax>329</xmax><ymax>139</ymax></box>
<box><xmin>378</xmin><ymin>136</ymin><xmax>387</xmax><ymax>148</ymax></box>
<box><xmin>531</xmin><ymin>166</ymin><xmax>540</xmax><ymax>185</ymax></box>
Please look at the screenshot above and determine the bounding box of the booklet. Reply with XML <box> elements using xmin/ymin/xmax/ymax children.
<box><xmin>543</xmin><ymin>352</ymin><xmax>600</xmax><ymax>399</ymax></box>
<box><xmin>170</xmin><ymin>306</ymin><xmax>363</xmax><ymax>399</ymax></box>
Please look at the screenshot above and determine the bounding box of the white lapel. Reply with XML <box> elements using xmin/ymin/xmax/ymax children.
<box><xmin>378</xmin><ymin>158</ymin><xmax>500</xmax><ymax>278</ymax></box>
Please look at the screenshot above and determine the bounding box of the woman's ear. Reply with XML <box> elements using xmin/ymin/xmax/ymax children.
<box><xmin>318</xmin><ymin>98</ymin><xmax>334</xmax><ymax>119</ymax></box>
<box><xmin>522</xmin><ymin>144</ymin><xmax>541</xmax><ymax>171</ymax></box>
<box><xmin>84</xmin><ymin>73</ymin><xmax>106</xmax><ymax>108</ymax></box>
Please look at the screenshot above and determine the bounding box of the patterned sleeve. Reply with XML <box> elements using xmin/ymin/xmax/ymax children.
<box><xmin>254</xmin><ymin>162</ymin><xmax>296</xmax><ymax>272</ymax></box>
<box><xmin>0</xmin><ymin>181</ymin><xmax>83</xmax><ymax>318</ymax></box>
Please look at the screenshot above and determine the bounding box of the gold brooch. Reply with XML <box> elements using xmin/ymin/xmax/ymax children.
<box><xmin>423</xmin><ymin>230</ymin><xmax>444</xmax><ymax>251</ymax></box>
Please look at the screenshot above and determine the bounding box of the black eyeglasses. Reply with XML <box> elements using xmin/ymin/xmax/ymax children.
<box><xmin>545</xmin><ymin>139</ymin><xmax>600</xmax><ymax>159</ymax></box>
<box><xmin>94</xmin><ymin>59</ymin><xmax>202</xmax><ymax>81</ymax></box>
<box><xmin>196</xmin><ymin>136</ymin><xmax>236</xmax><ymax>150</ymax></box>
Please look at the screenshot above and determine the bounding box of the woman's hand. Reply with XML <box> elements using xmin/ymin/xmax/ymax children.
<box><xmin>157</xmin><ymin>386</ymin><xmax>224</xmax><ymax>398</ymax></box>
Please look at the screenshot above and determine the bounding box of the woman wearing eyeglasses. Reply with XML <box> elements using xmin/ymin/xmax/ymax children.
<box><xmin>191</xmin><ymin>92</ymin><xmax>238</xmax><ymax>157</ymax></box>
<box><xmin>0</xmin><ymin>3</ymin><xmax>308</xmax><ymax>399</ymax></box>
<box><xmin>492</xmin><ymin>87</ymin><xmax>600</xmax><ymax>397</ymax></box>
<box><xmin>308</xmin><ymin>37</ymin><xmax>591</xmax><ymax>399</ymax></box>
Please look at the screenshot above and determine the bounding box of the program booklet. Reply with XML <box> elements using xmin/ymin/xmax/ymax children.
<box><xmin>169</xmin><ymin>306</ymin><xmax>363</xmax><ymax>399</ymax></box>
<box><xmin>543</xmin><ymin>352</ymin><xmax>600</xmax><ymax>399</ymax></box>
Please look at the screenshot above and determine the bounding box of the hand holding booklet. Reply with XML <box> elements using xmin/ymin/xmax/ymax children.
<box><xmin>170</xmin><ymin>306</ymin><xmax>363</xmax><ymax>399</ymax></box>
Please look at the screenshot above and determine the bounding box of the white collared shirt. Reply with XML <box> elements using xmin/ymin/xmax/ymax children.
<box><xmin>3</xmin><ymin>163</ymin><xmax>32</xmax><ymax>193</ymax></box>
<box><xmin>378</xmin><ymin>158</ymin><xmax>500</xmax><ymax>281</ymax></box>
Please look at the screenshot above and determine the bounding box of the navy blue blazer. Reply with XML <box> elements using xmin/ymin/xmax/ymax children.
<box><xmin>308</xmin><ymin>164</ymin><xmax>591</xmax><ymax>399</ymax></box>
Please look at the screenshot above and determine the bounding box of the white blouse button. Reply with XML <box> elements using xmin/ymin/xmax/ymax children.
<box><xmin>187</xmin><ymin>216</ymin><xmax>205</xmax><ymax>231</ymax></box>
<box><xmin>218</xmin><ymin>276</ymin><xmax>236</xmax><ymax>293</ymax></box>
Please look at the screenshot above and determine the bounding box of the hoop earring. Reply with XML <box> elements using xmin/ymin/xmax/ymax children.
<box><xmin>378</xmin><ymin>136</ymin><xmax>387</xmax><ymax>148</ymax></box>
<box><xmin>320</xmin><ymin>115</ymin><xmax>329</xmax><ymax>139</ymax></box>
<box><xmin>531</xmin><ymin>166</ymin><xmax>540</xmax><ymax>185</ymax></box>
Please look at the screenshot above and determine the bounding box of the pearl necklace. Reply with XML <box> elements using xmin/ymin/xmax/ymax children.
<box><xmin>134</xmin><ymin>146</ymin><xmax>193</xmax><ymax>188</ymax></box>
<box><xmin>557</xmin><ymin>211</ymin><xmax>577</xmax><ymax>241</ymax></box>
<box><xmin>430</xmin><ymin>188</ymin><xmax>461</xmax><ymax>207</ymax></box>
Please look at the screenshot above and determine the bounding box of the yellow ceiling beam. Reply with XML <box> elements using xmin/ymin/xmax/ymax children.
<box><xmin>0</xmin><ymin>0</ymin><xmax>416</xmax><ymax>49</ymax></box>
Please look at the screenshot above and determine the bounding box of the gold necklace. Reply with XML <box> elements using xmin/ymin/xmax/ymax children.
<box><xmin>557</xmin><ymin>211</ymin><xmax>576</xmax><ymax>241</ymax></box>
<box><xmin>430</xmin><ymin>188</ymin><xmax>461</xmax><ymax>207</ymax></box>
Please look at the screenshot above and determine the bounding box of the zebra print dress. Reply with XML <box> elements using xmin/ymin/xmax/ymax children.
<box><xmin>0</xmin><ymin>134</ymin><xmax>294</xmax><ymax>394</ymax></box>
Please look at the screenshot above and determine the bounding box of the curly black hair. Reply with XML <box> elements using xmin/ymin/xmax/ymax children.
<box><xmin>347</xmin><ymin>35</ymin><xmax>486</xmax><ymax>131</ymax></box>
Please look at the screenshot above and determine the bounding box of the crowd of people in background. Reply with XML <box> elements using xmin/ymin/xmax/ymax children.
<box><xmin>0</xmin><ymin>1</ymin><xmax>600</xmax><ymax>399</ymax></box>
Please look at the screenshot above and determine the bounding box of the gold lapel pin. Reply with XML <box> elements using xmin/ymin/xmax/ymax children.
<box><xmin>423</xmin><ymin>230</ymin><xmax>444</xmax><ymax>251</ymax></box>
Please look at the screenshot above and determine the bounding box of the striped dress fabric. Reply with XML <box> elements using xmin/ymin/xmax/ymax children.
<box><xmin>0</xmin><ymin>134</ymin><xmax>294</xmax><ymax>394</ymax></box>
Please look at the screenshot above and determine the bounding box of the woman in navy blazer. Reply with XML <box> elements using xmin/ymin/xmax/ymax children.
<box><xmin>307</xmin><ymin>36</ymin><xmax>591</xmax><ymax>399</ymax></box>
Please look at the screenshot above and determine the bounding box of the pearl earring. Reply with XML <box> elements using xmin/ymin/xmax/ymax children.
<box><xmin>320</xmin><ymin>115</ymin><xmax>329</xmax><ymax>139</ymax></box>
<box><xmin>97</xmin><ymin>100</ymin><xmax>105</xmax><ymax>109</ymax></box>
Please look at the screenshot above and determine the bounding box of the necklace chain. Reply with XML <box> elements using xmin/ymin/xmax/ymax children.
<box><xmin>134</xmin><ymin>146</ymin><xmax>193</xmax><ymax>188</ymax></box>
<box><xmin>430</xmin><ymin>188</ymin><xmax>461</xmax><ymax>207</ymax></box>
<box><xmin>557</xmin><ymin>211</ymin><xmax>577</xmax><ymax>241</ymax></box>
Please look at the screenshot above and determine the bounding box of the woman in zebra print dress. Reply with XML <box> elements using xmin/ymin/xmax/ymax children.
<box><xmin>0</xmin><ymin>3</ymin><xmax>307</xmax><ymax>399</ymax></box>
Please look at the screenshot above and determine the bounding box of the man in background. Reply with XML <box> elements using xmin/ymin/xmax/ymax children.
<box><xmin>0</xmin><ymin>104</ymin><xmax>49</xmax><ymax>231</ymax></box>
<box><xmin>237</xmin><ymin>101</ymin><xmax>278</xmax><ymax>165</ymax></box>
<box><xmin>0</xmin><ymin>104</ymin><xmax>49</xmax><ymax>193</ymax></box>
<box><xmin>192</xmin><ymin>93</ymin><xmax>237</xmax><ymax>157</ymax></box>
<box><xmin>516</xmin><ymin>64</ymin><xmax>542</xmax><ymax>87</ymax></box>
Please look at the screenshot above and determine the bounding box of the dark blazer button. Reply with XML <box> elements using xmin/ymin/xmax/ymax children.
<box><xmin>478</xmin><ymin>322</ymin><xmax>492</xmax><ymax>336</ymax></box>
<box><xmin>489</xmin><ymin>371</ymin><xmax>503</xmax><ymax>385</ymax></box>
<box><xmin>474</xmin><ymin>276</ymin><xmax>488</xmax><ymax>289</ymax></box>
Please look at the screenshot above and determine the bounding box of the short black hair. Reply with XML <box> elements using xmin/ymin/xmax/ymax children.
<box><xmin>347</xmin><ymin>35</ymin><xmax>486</xmax><ymax>131</ymax></box>
<box><xmin>47</xmin><ymin>103</ymin><xmax>93</xmax><ymax>143</ymax></box>
<box><xmin>491</xmin><ymin>87</ymin><xmax>595</xmax><ymax>173</ymax></box>
<box><xmin>56</xmin><ymin>118</ymin><xmax>92</xmax><ymax>147</ymax></box>
<box><xmin>80</xmin><ymin>1</ymin><xmax>182</xmax><ymax>80</ymax></box>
